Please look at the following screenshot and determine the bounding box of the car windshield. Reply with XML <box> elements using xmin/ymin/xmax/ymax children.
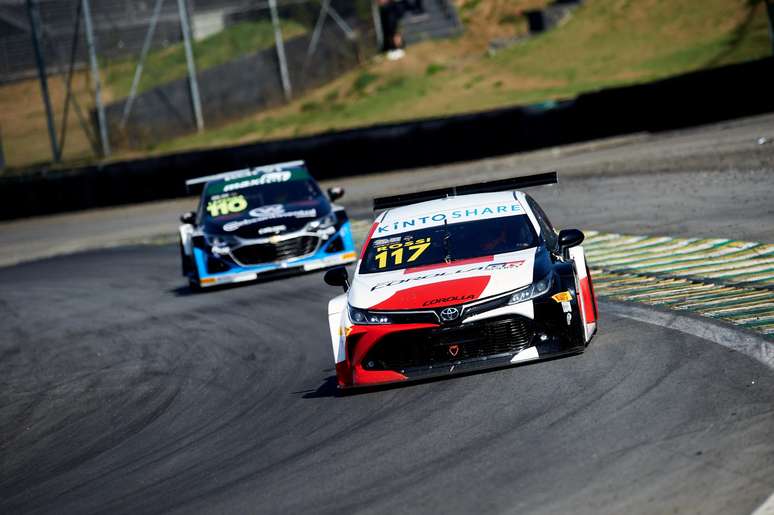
<box><xmin>360</xmin><ymin>215</ymin><xmax>537</xmax><ymax>274</ymax></box>
<box><xmin>201</xmin><ymin>180</ymin><xmax>322</xmax><ymax>223</ymax></box>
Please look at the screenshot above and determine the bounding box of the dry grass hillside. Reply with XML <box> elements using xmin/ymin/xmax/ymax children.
<box><xmin>1</xmin><ymin>0</ymin><xmax>771</xmax><ymax>169</ymax></box>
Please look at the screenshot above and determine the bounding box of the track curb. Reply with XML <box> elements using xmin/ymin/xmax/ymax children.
<box><xmin>600</xmin><ymin>300</ymin><xmax>774</xmax><ymax>369</ymax></box>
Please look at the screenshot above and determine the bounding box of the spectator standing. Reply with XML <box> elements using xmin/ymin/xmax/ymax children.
<box><xmin>378</xmin><ymin>0</ymin><xmax>405</xmax><ymax>60</ymax></box>
<box><xmin>378</xmin><ymin>0</ymin><xmax>427</xmax><ymax>60</ymax></box>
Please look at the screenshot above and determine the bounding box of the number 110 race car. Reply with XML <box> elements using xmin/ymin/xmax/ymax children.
<box><xmin>324</xmin><ymin>172</ymin><xmax>598</xmax><ymax>389</ymax></box>
<box><xmin>179</xmin><ymin>160</ymin><xmax>357</xmax><ymax>289</ymax></box>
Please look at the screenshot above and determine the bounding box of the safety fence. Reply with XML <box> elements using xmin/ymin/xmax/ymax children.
<box><xmin>0</xmin><ymin>0</ymin><xmax>378</xmax><ymax>161</ymax></box>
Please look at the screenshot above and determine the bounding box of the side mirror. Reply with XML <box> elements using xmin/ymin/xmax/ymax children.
<box><xmin>558</xmin><ymin>229</ymin><xmax>585</xmax><ymax>249</ymax></box>
<box><xmin>324</xmin><ymin>266</ymin><xmax>350</xmax><ymax>292</ymax></box>
<box><xmin>180</xmin><ymin>211</ymin><xmax>196</xmax><ymax>225</ymax></box>
<box><xmin>327</xmin><ymin>187</ymin><xmax>345</xmax><ymax>202</ymax></box>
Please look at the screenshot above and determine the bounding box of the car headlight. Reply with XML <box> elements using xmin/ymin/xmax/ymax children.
<box><xmin>348</xmin><ymin>305</ymin><xmax>392</xmax><ymax>325</ymax></box>
<box><xmin>508</xmin><ymin>273</ymin><xmax>553</xmax><ymax>304</ymax></box>
<box><xmin>306</xmin><ymin>213</ymin><xmax>337</xmax><ymax>232</ymax></box>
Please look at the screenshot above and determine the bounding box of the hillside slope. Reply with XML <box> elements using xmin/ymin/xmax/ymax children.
<box><xmin>154</xmin><ymin>0</ymin><xmax>771</xmax><ymax>154</ymax></box>
<box><xmin>1</xmin><ymin>0</ymin><xmax>770</xmax><ymax>168</ymax></box>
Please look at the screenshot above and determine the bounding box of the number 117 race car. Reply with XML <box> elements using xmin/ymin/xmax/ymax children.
<box><xmin>324</xmin><ymin>172</ymin><xmax>598</xmax><ymax>389</ymax></box>
<box><xmin>179</xmin><ymin>160</ymin><xmax>357</xmax><ymax>289</ymax></box>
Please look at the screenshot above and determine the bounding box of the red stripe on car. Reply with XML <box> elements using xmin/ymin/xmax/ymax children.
<box><xmin>579</xmin><ymin>276</ymin><xmax>596</xmax><ymax>324</ymax></box>
<box><xmin>360</xmin><ymin>222</ymin><xmax>379</xmax><ymax>259</ymax></box>
<box><xmin>370</xmin><ymin>276</ymin><xmax>491</xmax><ymax>310</ymax></box>
<box><xmin>338</xmin><ymin>324</ymin><xmax>435</xmax><ymax>387</ymax></box>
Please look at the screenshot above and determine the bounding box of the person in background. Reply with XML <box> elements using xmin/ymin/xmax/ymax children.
<box><xmin>378</xmin><ymin>0</ymin><xmax>426</xmax><ymax>60</ymax></box>
<box><xmin>378</xmin><ymin>0</ymin><xmax>405</xmax><ymax>60</ymax></box>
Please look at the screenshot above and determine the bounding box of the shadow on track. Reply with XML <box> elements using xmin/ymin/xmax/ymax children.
<box><xmin>299</xmin><ymin>353</ymin><xmax>589</xmax><ymax>399</ymax></box>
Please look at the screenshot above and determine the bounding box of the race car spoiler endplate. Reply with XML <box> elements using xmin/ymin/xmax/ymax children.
<box><xmin>373</xmin><ymin>171</ymin><xmax>558</xmax><ymax>211</ymax></box>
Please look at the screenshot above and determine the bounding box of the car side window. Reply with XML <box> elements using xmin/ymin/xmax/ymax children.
<box><xmin>526</xmin><ymin>195</ymin><xmax>558</xmax><ymax>251</ymax></box>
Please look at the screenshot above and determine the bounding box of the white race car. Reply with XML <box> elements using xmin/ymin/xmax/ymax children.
<box><xmin>323</xmin><ymin>173</ymin><xmax>598</xmax><ymax>389</ymax></box>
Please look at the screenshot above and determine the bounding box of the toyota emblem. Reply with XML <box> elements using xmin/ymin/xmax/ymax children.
<box><xmin>439</xmin><ymin>307</ymin><xmax>460</xmax><ymax>322</ymax></box>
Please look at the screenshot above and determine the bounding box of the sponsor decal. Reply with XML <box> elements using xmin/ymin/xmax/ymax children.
<box><xmin>222</xmin><ymin>171</ymin><xmax>292</xmax><ymax>192</ymax></box>
<box><xmin>440</xmin><ymin>307</ymin><xmax>461</xmax><ymax>321</ymax></box>
<box><xmin>206</xmin><ymin>194</ymin><xmax>248</xmax><ymax>217</ymax></box>
<box><xmin>258</xmin><ymin>225</ymin><xmax>287</xmax><ymax>235</ymax></box>
<box><xmin>223</xmin><ymin>205</ymin><xmax>317</xmax><ymax>232</ymax></box>
<box><xmin>249</xmin><ymin>205</ymin><xmax>286</xmax><ymax>218</ymax></box>
<box><xmin>372</xmin><ymin>237</ymin><xmax>401</xmax><ymax>246</ymax></box>
<box><xmin>448</xmin><ymin>344</ymin><xmax>460</xmax><ymax>357</ymax></box>
<box><xmin>566</xmin><ymin>312</ymin><xmax>572</xmax><ymax>326</ymax></box>
<box><xmin>422</xmin><ymin>295</ymin><xmax>475</xmax><ymax>307</ymax></box>
<box><xmin>552</xmin><ymin>291</ymin><xmax>572</xmax><ymax>303</ymax></box>
<box><xmin>561</xmin><ymin>301</ymin><xmax>572</xmax><ymax>313</ymax></box>
<box><xmin>371</xmin><ymin>260</ymin><xmax>525</xmax><ymax>291</ymax></box>
<box><xmin>376</xmin><ymin>203</ymin><xmax>524</xmax><ymax>235</ymax></box>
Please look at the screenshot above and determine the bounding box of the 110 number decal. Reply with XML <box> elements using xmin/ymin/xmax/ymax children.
<box><xmin>207</xmin><ymin>195</ymin><xmax>247</xmax><ymax>217</ymax></box>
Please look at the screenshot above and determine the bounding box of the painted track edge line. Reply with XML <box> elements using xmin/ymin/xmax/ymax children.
<box><xmin>751</xmin><ymin>491</ymin><xmax>774</xmax><ymax>515</ymax></box>
<box><xmin>599</xmin><ymin>300</ymin><xmax>774</xmax><ymax>370</ymax></box>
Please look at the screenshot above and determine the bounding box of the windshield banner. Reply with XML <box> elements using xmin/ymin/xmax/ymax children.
<box><xmin>376</xmin><ymin>202</ymin><xmax>525</xmax><ymax>236</ymax></box>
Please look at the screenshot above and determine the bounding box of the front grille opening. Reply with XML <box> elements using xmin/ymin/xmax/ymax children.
<box><xmin>206</xmin><ymin>256</ymin><xmax>231</xmax><ymax>274</ymax></box>
<box><xmin>232</xmin><ymin>236</ymin><xmax>318</xmax><ymax>265</ymax></box>
<box><xmin>364</xmin><ymin>316</ymin><xmax>534</xmax><ymax>372</ymax></box>
<box><xmin>325</xmin><ymin>235</ymin><xmax>344</xmax><ymax>253</ymax></box>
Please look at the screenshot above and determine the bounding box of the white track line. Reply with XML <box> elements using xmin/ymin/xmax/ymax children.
<box><xmin>752</xmin><ymin>491</ymin><xmax>774</xmax><ymax>515</ymax></box>
<box><xmin>601</xmin><ymin>301</ymin><xmax>774</xmax><ymax>369</ymax></box>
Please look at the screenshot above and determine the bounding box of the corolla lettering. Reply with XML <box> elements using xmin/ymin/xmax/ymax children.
<box><xmin>422</xmin><ymin>294</ymin><xmax>475</xmax><ymax>306</ymax></box>
<box><xmin>370</xmin><ymin>260</ymin><xmax>525</xmax><ymax>290</ymax></box>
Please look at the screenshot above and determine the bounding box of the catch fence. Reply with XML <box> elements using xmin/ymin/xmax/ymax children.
<box><xmin>0</xmin><ymin>0</ymin><xmax>380</xmax><ymax>163</ymax></box>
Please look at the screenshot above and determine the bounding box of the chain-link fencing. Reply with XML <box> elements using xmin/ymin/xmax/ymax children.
<box><xmin>0</xmin><ymin>0</ymin><xmax>380</xmax><ymax>166</ymax></box>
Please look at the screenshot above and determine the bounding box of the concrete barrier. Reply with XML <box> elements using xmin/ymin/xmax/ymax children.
<box><xmin>1</xmin><ymin>56</ymin><xmax>772</xmax><ymax>221</ymax></box>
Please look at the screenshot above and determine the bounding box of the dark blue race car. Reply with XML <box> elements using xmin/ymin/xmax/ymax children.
<box><xmin>178</xmin><ymin>160</ymin><xmax>357</xmax><ymax>289</ymax></box>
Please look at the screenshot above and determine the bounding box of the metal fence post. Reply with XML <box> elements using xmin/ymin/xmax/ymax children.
<box><xmin>26</xmin><ymin>0</ymin><xmax>60</xmax><ymax>162</ymax></box>
<box><xmin>269</xmin><ymin>0</ymin><xmax>292</xmax><ymax>101</ymax></box>
<box><xmin>177</xmin><ymin>0</ymin><xmax>204</xmax><ymax>131</ymax></box>
<box><xmin>307</xmin><ymin>0</ymin><xmax>331</xmax><ymax>58</ymax></box>
<box><xmin>122</xmin><ymin>0</ymin><xmax>166</xmax><ymax>127</ymax></box>
<box><xmin>371</xmin><ymin>0</ymin><xmax>384</xmax><ymax>50</ymax></box>
<box><xmin>82</xmin><ymin>0</ymin><xmax>111</xmax><ymax>157</ymax></box>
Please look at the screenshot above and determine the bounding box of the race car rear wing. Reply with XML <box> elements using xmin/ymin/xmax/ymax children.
<box><xmin>184</xmin><ymin>160</ymin><xmax>306</xmax><ymax>191</ymax></box>
<box><xmin>373</xmin><ymin>171</ymin><xmax>558</xmax><ymax>211</ymax></box>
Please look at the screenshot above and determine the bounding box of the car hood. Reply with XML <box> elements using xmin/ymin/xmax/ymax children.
<box><xmin>349</xmin><ymin>247</ymin><xmax>539</xmax><ymax>310</ymax></box>
<box><xmin>203</xmin><ymin>198</ymin><xmax>331</xmax><ymax>238</ymax></box>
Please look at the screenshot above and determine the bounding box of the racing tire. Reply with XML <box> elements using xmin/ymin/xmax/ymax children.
<box><xmin>187</xmin><ymin>254</ymin><xmax>201</xmax><ymax>292</ymax></box>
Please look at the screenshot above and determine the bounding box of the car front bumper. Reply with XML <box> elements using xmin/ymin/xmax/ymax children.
<box><xmin>192</xmin><ymin>222</ymin><xmax>357</xmax><ymax>288</ymax></box>
<box><xmin>336</xmin><ymin>292</ymin><xmax>588</xmax><ymax>389</ymax></box>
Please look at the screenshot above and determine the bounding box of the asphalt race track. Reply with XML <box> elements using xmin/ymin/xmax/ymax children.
<box><xmin>1</xmin><ymin>115</ymin><xmax>774</xmax><ymax>514</ymax></box>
